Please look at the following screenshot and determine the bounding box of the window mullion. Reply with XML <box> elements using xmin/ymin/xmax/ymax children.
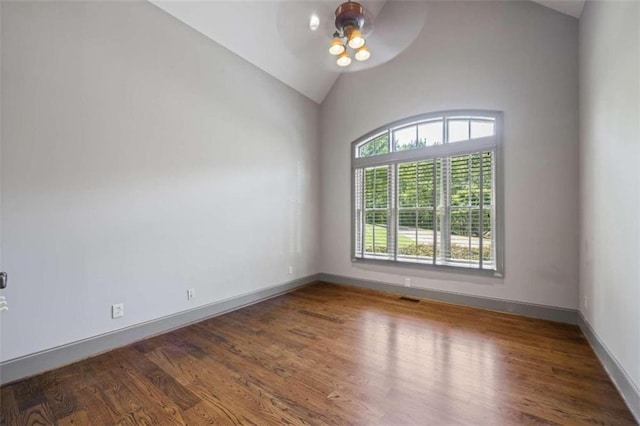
<box><xmin>468</xmin><ymin>155</ymin><xmax>472</xmax><ymax>263</ymax></box>
<box><xmin>479</xmin><ymin>153</ymin><xmax>484</xmax><ymax>270</ymax></box>
<box><xmin>415</xmin><ymin>163</ymin><xmax>419</xmax><ymax>259</ymax></box>
<box><xmin>442</xmin><ymin>119</ymin><xmax>451</xmax><ymax>262</ymax></box>
<box><xmin>371</xmin><ymin>168</ymin><xmax>377</xmax><ymax>253</ymax></box>
<box><xmin>492</xmin><ymin>150</ymin><xmax>497</xmax><ymax>265</ymax></box>
<box><xmin>360</xmin><ymin>169</ymin><xmax>364</xmax><ymax>257</ymax></box>
<box><xmin>432</xmin><ymin>159</ymin><xmax>437</xmax><ymax>265</ymax></box>
<box><xmin>354</xmin><ymin>169</ymin><xmax>359</xmax><ymax>258</ymax></box>
<box><xmin>389</xmin><ymin>164</ymin><xmax>396</xmax><ymax>260</ymax></box>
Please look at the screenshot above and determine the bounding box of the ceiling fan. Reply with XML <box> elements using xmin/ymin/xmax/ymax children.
<box><xmin>328</xmin><ymin>1</ymin><xmax>370</xmax><ymax>66</ymax></box>
<box><xmin>276</xmin><ymin>0</ymin><xmax>428</xmax><ymax>73</ymax></box>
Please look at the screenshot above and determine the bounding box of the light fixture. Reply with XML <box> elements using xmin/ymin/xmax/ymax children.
<box><xmin>329</xmin><ymin>35</ymin><xmax>346</xmax><ymax>56</ymax></box>
<box><xmin>347</xmin><ymin>28</ymin><xmax>365</xmax><ymax>49</ymax></box>
<box><xmin>336</xmin><ymin>51</ymin><xmax>352</xmax><ymax>67</ymax></box>
<box><xmin>309</xmin><ymin>13</ymin><xmax>320</xmax><ymax>31</ymax></box>
<box><xmin>355</xmin><ymin>44</ymin><xmax>370</xmax><ymax>61</ymax></box>
<box><xmin>328</xmin><ymin>1</ymin><xmax>370</xmax><ymax>67</ymax></box>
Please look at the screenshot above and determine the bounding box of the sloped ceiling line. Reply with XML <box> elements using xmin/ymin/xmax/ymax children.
<box><xmin>150</xmin><ymin>0</ymin><xmax>584</xmax><ymax>104</ymax></box>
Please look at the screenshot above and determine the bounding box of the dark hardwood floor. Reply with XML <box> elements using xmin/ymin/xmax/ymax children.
<box><xmin>1</xmin><ymin>283</ymin><xmax>636</xmax><ymax>425</ymax></box>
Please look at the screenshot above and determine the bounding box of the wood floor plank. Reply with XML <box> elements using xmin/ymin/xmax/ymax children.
<box><xmin>12</xmin><ymin>372</ymin><xmax>56</xmax><ymax>412</ymax></box>
<box><xmin>57</xmin><ymin>410</ymin><xmax>90</xmax><ymax>426</ymax></box>
<box><xmin>0</xmin><ymin>387</ymin><xmax>21</xmax><ymax>425</ymax></box>
<box><xmin>20</xmin><ymin>402</ymin><xmax>57</xmax><ymax>426</ymax></box>
<box><xmin>117</xmin><ymin>358</ymin><xmax>189</xmax><ymax>424</ymax></box>
<box><xmin>1</xmin><ymin>282</ymin><xmax>636</xmax><ymax>425</ymax></box>
<box><xmin>146</xmin><ymin>345</ymin><xmax>299</xmax><ymax>425</ymax></box>
<box><xmin>98</xmin><ymin>370</ymin><xmax>175</xmax><ymax>425</ymax></box>
<box><xmin>43</xmin><ymin>382</ymin><xmax>78</xmax><ymax>420</ymax></box>
<box><xmin>72</xmin><ymin>378</ymin><xmax>125</xmax><ymax>424</ymax></box>
<box><xmin>123</xmin><ymin>347</ymin><xmax>201</xmax><ymax>411</ymax></box>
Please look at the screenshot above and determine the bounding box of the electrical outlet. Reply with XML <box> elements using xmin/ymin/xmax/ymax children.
<box><xmin>112</xmin><ymin>303</ymin><xmax>124</xmax><ymax>319</ymax></box>
<box><xmin>584</xmin><ymin>295</ymin><xmax>588</xmax><ymax>310</ymax></box>
<box><xmin>187</xmin><ymin>288</ymin><xmax>195</xmax><ymax>300</ymax></box>
<box><xmin>404</xmin><ymin>277</ymin><xmax>411</xmax><ymax>287</ymax></box>
<box><xmin>288</xmin><ymin>266</ymin><xmax>294</xmax><ymax>275</ymax></box>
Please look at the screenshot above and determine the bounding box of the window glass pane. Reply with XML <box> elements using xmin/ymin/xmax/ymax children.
<box><xmin>374</xmin><ymin>166</ymin><xmax>389</xmax><ymax>208</ymax></box>
<box><xmin>436</xmin><ymin>154</ymin><xmax>484</xmax><ymax>268</ymax></box>
<box><xmin>416</xmin><ymin>161</ymin><xmax>435</xmax><ymax>207</ymax></box>
<box><xmin>482</xmin><ymin>209</ymin><xmax>494</xmax><ymax>266</ymax></box>
<box><xmin>398</xmin><ymin>208</ymin><xmax>416</xmax><ymax>231</ymax></box>
<box><xmin>398</xmin><ymin>161</ymin><xmax>436</xmax><ymax>208</ymax></box>
<box><xmin>393</xmin><ymin>126</ymin><xmax>418</xmax><ymax>151</ymax></box>
<box><xmin>435</xmin><ymin>158</ymin><xmax>446</xmax><ymax>263</ymax></box>
<box><xmin>364</xmin><ymin>211</ymin><xmax>375</xmax><ymax>252</ymax></box>
<box><xmin>470</xmin><ymin>153</ymin><xmax>481</xmax><ymax>207</ymax></box>
<box><xmin>398</xmin><ymin>163</ymin><xmax>417</xmax><ymax>208</ymax></box>
<box><xmin>417</xmin><ymin>120</ymin><xmax>443</xmax><ymax>147</ymax></box>
<box><xmin>398</xmin><ymin>210</ymin><xmax>417</xmax><ymax>256</ymax></box>
<box><xmin>448</xmin><ymin>120</ymin><xmax>469</xmax><ymax>143</ymax></box>
<box><xmin>435</xmin><ymin>206</ymin><xmax>447</xmax><ymax>262</ymax></box>
<box><xmin>450</xmin><ymin>155</ymin><xmax>472</xmax><ymax>207</ymax></box>
<box><xmin>397</xmin><ymin>210</ymin><xmax>435</xmax><ymax>261</ymax></box>
<box><xmin>363</xmin><ymin>166</ymin><xmax>389</xmax><ymax>209</ymax></box>
<box><xmin>354</xmin><ymin>168</ymin><xmax>363</xmax><ymax>257</ymax></box>
<box><xmin>450</xmin><ymin>207</ymin><xmax>472</xmax><ymax>262</ymax></box>
<box><xmin>482</xmin><ymin>152</ymin><xmax>493</xmax><ymax>207</ymax></box>
<box><xmin>365</xmin><ymin>211</ymin><xmax>388</xmax><ymax>254</ymax></box>
<box><xmin>470</xmin><ymin>121</ymin><xmax>495</xmax><ymax>139</ymax></box>
<box><xmin>364</xmin><ymin>168</ymin><xmax>375</xmax><ymax>209</ymax></box>
<box><xmin>363</xmin><ymin>165</ymin><xmax>390</xmax><ymax>256</ymax></box>
<box><xmin>358</xmin><ymin>133</ymin><xmax>389</xmax><ymax>157</ymax></box>
<box><xmin>470</xmin><ymin>209</ymin><xmax>491</xmax><ymax>264</ymax></box>
<box><xmin>417</xmin><ymin>210</ymin><xmax>435</xmax><ymax>259</ymax></box>
<box><xmin>482</xmin><ymin>151</ymin><xmax>495</xmax><ymax>267</ymax></box>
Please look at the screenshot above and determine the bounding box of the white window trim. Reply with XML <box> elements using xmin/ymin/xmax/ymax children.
<box><xmin>350</xmin><ymin>109</ymin><xmax>505</xmax><ymax>277</ymax></box>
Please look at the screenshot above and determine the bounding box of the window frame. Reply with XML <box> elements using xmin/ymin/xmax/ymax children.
<box><xmin>350</xmin><ymin>109</ymin><xmax>505</xmax><ymax>277</ymax></box>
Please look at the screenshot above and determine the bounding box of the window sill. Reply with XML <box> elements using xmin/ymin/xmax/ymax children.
<box><xmin>351</xmin><ymin>256</ymin><xmax>504</xmax><ymax>279</ymax></box>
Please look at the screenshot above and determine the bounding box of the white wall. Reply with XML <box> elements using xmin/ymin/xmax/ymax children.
<box><xmin>320</xmin><ymin>1</ymin><xmax>580</xmax><ymax>308</ymax></box>
<box><xmin>0</xmin><ymin>1</ymin><xmax>320</xmax><ymax>362</ymax></box>
<box><xmin>579</xmin><ymin>0</ymin><xmax>640</xmax><ymax>396</ymax></box>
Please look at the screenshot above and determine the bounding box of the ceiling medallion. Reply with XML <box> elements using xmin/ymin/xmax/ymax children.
<box><xmin>328</xmin><ymin>1</ymin><xmax>370</xmax><ymax>67</ymax></box>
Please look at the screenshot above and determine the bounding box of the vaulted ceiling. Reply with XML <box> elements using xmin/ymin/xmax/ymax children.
<box><xmin>150</xmin><ymin>0</ymin><xmax>585</xmax><ymax>104</ymax></box>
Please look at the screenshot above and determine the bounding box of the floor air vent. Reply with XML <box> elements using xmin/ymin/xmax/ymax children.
<box><xmin>399</xmin><ymin>296</ymin><xmax>420</xmax><ymax>303</ymax></box>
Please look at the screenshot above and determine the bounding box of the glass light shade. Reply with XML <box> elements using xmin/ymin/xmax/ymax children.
<box><xmin>329</xmin><ymin>37</ymin><xmax>346</xmax><ymax>56</ymax></box>
<box><xmin>309</xmin><ymin>14</ymin><xmax>320</xmax><ymax>31</ymax></box>
<box><xmin>336</xmin><ymin>51</ymin><xmax>352</xmax><ymax>67</ymax></box>
<box><xmin>348</xmin><ymin>28</ymin><xmax>365</xmax><ymax>49</ymax></box>
<box><xmin>355</xmin><ymin>45</ymin><xmax>370</xmax><ymax>61</ymax></box>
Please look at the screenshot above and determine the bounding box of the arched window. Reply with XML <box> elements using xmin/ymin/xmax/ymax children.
<box><xmin>352</xmin><ymin>110</ymin><xmax>504</xmax><ymax>275</ymax></box>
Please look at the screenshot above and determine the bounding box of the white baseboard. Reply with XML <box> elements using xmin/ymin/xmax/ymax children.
<box><xmin>578</xmin><ymin>312</ymin><xmax>640</xmax><ymax>423</ymax></box>
<box><xmin>319</xmin><ymin>273</ymin><xmax>578</xmax><ymax>323</ymax></box>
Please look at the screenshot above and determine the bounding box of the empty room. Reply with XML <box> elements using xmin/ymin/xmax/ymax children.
<box><xmin>0</xmin><ymin>0</ymin><xmax>638</xmax><ymax>424</ymax></box>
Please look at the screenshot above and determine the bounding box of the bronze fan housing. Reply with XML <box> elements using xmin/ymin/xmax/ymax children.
<box><xmin>334</xmin><ymin>1</ymin><xmax>365</xmax><ymax>36</ymax></box>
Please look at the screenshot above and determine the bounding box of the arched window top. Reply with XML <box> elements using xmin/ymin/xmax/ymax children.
<box><xmin>355</xmin><ymin>110</ymin><xmax>499</xmax><ymax>159</ymax></box>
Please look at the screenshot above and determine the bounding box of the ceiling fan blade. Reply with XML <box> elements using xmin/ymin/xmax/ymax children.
<box><xmin>343</xmin><ymin>1</ymin><xmax>427</xmax><ymax>72</ymax></box>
